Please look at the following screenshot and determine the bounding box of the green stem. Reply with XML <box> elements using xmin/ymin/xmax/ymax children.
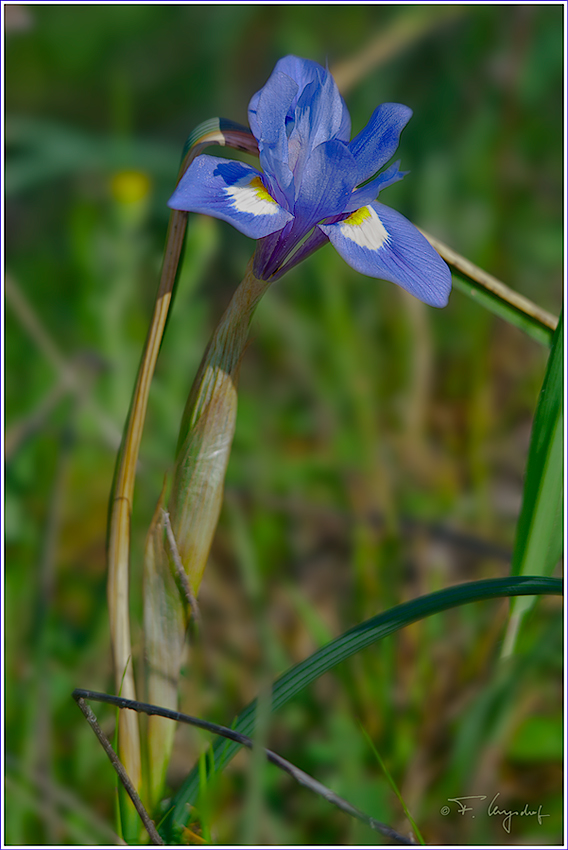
<box><xmin>168</xmin><ymin>256</ymin><xmax>270</xmax><ymax>594</ymax></box>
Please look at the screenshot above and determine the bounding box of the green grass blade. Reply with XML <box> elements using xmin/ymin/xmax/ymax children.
<box><xmin>501</xmin><ymin>312</ymin><xmax>564</xmax><ymax>656</ymax></box>
<box><xmin>359</xmin><ymin>724</ymin><xmax>426</xmax><ymax>845</ymax></box>
<box><xmin>511</xmin><ymin>311</ymin><xmax>563</xmax><ymax>576</ymax></box>
<box><xmin>420</xmin><ymin>229</ymin><xmax>558</xmax><ymax>347</ymax></box>
<box><xmin>160</xmin><ymin>575</ymin><xmax>562</xmax><ymax>839</ymax></box>
<box><xmin>451</xmin><ymin>273</ymin><xmax>555</xmax><ymax>347</ymax></box>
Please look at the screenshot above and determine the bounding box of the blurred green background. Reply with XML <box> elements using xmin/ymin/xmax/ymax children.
<box><xmin>5</xmin><ymin>4</ymin><xmax>563</xmax><ymax>845</ymax></box>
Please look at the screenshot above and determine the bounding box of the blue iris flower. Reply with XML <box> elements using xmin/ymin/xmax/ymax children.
<box><xmin>169</xmin><ymin>56</ymin><xmax>451</xmax><ymax>307</ymax></box>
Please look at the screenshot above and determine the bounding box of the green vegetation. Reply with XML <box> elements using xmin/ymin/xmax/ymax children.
<box><xmin>5</xmin><ymin>5</ymin><xmax>563</xmax><ymax>845</ymax></box>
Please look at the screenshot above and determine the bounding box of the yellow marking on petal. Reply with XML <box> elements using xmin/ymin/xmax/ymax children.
<box><xmin>249</xmin><ymin>175</ymin><xmax>277</xmax><ymax>204</ymax></box>
<box><xmin>340</xmin><ymin>205</ymin><xmax>388</xmax><ymax>251</ymax></box>
<box><xmin>225</xmin><ymin>173</ymin><xmax>281</xmax><ymax>216</ymax></box>
<box><xmin>342</xmin><ymin>206</ymin><xmax>372</xmax><ymax>227</ymax></box>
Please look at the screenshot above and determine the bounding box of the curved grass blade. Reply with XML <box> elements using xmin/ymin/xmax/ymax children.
<box><xmin>161</xmin><ymin>576</ymin><xmax>562</xmax><ymax>838</ymax></box>
<box><xmin>501</xmin><ymin>312</ymin><xmax>564</xmax><ymax>656</ymax></box>
<box><xmin>420</xmin><ymin>229</ymin><xmax>558</xmax><ymax>347</ymax></box>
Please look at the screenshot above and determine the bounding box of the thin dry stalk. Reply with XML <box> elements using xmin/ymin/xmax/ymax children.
<box><xmin>106</xmin><ymin>209</ymin><xmax>188</xmax><ymax>823</ymax></box>
<box><xmin>162</xmin><ymin>510</ymin><xmax>201</xmax><ymax>625</ymax></box>
<box><xmin>73</xmin><ymin>695</ymin><xmax>164</xmax><ymax>845</ymax></box>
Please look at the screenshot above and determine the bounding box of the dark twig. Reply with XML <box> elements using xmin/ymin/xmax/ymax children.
<box><xmin>73</xmin><ymin>689</ymin><xmax>416</xmax><ymax>845</ymax></box>
<box><xmin>72</xmin><ymin>695</ymin><xmax>164</xmax><ymax>845</ymax></box>
<box><xmin>162</xmin><ymin>509</ymin><xmax>201</xmax><ymax>626</ymax></box>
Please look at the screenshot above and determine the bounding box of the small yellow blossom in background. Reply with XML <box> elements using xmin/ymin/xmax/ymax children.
<box><xmin>110</xmin><ymin>170</ymin><xmax>152</xmax><ymax>230</ymax></box>
<box><xmin>111</xmin><ymin>170</ymin><xmax>152</xmax><ymax>205</ymax></box>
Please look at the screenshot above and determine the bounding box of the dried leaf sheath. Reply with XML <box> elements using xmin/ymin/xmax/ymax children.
<box><xmin>143</xmin><ymin>493</ymin><xmax>186</xmax><ymax>807</ymax></box>
<box><xmin>144</xmin><ymin>256</ymin><xmax>270</xmax><ymax>802</ymax></box>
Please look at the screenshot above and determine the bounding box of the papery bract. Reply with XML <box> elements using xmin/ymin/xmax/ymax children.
<box><xmin>169</xmin><ymin>56</ymin><xmax>451</xmax><ymax>307</ymax></box>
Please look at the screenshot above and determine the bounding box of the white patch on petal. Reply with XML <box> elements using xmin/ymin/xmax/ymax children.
<box><xmin>225</xmin><ymin>174</ymin><xmax>281</xmax><ymax>217</ymax></box>
<box><xmin>339</xmin><ymin>205</ymin><xmax>389</xmax><ymax>250</ymax></box>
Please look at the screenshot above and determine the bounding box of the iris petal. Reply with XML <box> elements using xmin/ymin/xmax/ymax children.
<box><xmin>295</xmin><ymin>139</ymin><xmax>359</xmax><ymax>225</ymax></box>
<box><xmin>250</xmin><ymin>56</ymin><xmax>351</xmax><ymax>143</ymax></box>
<box><xmin>252</xmin><ymin>140</ymin><xmax>358</xmax><ymax>281</ymax></box>
<box><xmin>168</xmin><ymin>155</ymin><xmax>292</xmax><ymax>239</ymax></box>
<box><xmin>179</xmin><ymin>55</ymin><xmax>450</xmax><ymax>306</ymax></box>
<box><xmin>267</xmin><ymin>55</ymin><xmax>323</xmax><ymax>97</ymax></box>
<box><xmin>349</xmin><ymin>103</ymin><xmax>413</xmax><ymax>184</ymax></box>
<box><xmin>252</xmin><ymin>70</ymin><xmax>298</xmax><ymax>206</ymax></box>
<box><xmin>319</xmin><ymin>202</ymin><xmax>451</xmax><ymax>307</ymax></box>
<box><xmin>292</xmin><ymin>68</ymin><xmax>351</xmax><ymax>153</ymax></box>
<box><xmin>253</xmin><ymin>71</ymin><xmax>298</xmax><ymax>146</ymax></box>
<box><xmin>345</xmin><ymin>160</ymin><xmax>408</xmax><ymax>212</ymax></box>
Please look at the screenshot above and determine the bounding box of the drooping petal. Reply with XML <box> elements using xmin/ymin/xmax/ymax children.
<box><xmin>319</xmin><ymin>202</ymin><xmax>451</xmax><ymax>307</ymax></box>
<box><xmin>168</xmin><ymin>155</ymin><xmax>293</xmax><ymax>239</ymax></box>
<box><xmin>345</xmin><ymin>160</ymin><xmax>408</xmax><ymax>212</ymax></box>
<box><xmin>349</xmin><ymin>103</ymin><xmax>413</xmax><ymax>184</ymax></box>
